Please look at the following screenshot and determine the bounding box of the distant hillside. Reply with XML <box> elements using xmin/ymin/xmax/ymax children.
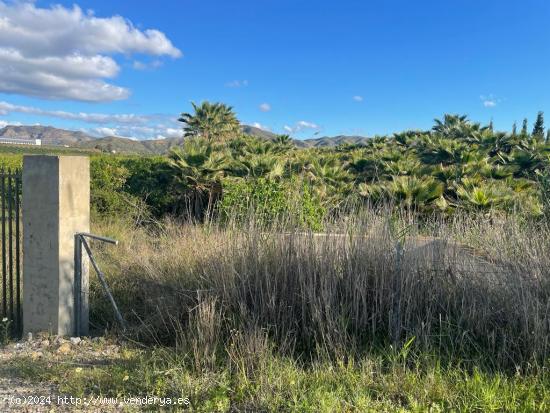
<box><xmin>241</xmin><ymin>126</ymin><xmax>370</xmax><ymax>147</ymax></box>
<box><xmin>0</xmin><ymin>125</ymin><xmax>370</xmax><ymax>153</ymax></box>
<box><xmin>75</xmin><ymin>136</ymin><xmax>185</xmax><ymax>154</ymax></box>
<box><xmin>298</xmin><ymin>135</ymin><xmax>369</xmax><ymax>148</ymax></box>
<box><xmin>0</xmin><ymin>125</ymin><xmax>93</xmax><ymax>145</ymax></box>
<box><xmin>241</xmin><ymin>125</ymin><xmax>278</xmax><ymax>140</ymax></box>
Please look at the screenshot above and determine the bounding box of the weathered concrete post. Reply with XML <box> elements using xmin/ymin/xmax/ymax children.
<box><xmin>23</xmin><ymin>156</ymin><xmax>90</xmax><ymax>336</ymax></box>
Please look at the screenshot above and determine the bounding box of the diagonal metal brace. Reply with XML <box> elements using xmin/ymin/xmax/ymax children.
<box><xmin>74</xmin><ymin>232</ymin><xmax>126</xmax><ymax>336</ymax></box>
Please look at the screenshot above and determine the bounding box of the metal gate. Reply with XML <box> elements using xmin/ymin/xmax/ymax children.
<box><xmin>0</xmin><ymin>169</ymin><xmax>22</xmax><ymax>337</ymax></box>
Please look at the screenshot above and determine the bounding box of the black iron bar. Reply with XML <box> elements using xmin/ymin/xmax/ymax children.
<box><xmin>15</xmin><ymin>171</ymin><xmax>21</xmax><ymax>332</ymax></box>
<box><xmin>1</xmin><ymin>169</ymin><xmax>6</xmax><ymax>317</ymax></box>
<box><xmin>7</xmin><ymin>170</ymin><xmax>14</xmax><ymax>322</ymax></box>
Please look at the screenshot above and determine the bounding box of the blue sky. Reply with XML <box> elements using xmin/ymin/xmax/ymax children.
<box><xmin>0</xmin><ymin>0</ymin><xmax>549</xmax><ymax>139</ymax></box>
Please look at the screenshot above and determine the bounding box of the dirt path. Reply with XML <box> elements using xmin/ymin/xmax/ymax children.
<box><xmin>0</xmin><ymin>336</ymin><xmax>126</xmax><ymax>412</ymax></box>
<box><xmin>1</xmin><ymin>342</ymin><xmax>65</xmax><ymax>412</ymax></box>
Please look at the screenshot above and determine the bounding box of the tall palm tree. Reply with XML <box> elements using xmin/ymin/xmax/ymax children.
<box><xmin>178</xmin><ymin>101</ymin><xmax>240</xmax><ymax>141</ymax></box>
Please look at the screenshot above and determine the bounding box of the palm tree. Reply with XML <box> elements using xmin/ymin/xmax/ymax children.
<box><xmin>432</xmin><ymin>114</ymin><xmax>487</xmax><ymax>141</ymax></box>
<box><xmin>455</xmin><ymin>181</ymin><xmax>513</xmax><ymax>212</ymax></box>
<box><xmin>484</xmin><ymin>132</ymin><xmax>516</xmax><ymax>158</ymax></box>
<box><xmin>300</xmin><ymin>156</ymin><xmax>351</xmax><ymax>205</ymax></box>
<box><xmin>418</xmin><ymin>136</ymin><xmax>475</xmax><ymax>165</ymax></box>
<box><xmin>168</xmin><ymin>138</ymin><xmax>230</xmax><ymax>219</ymax></box>
<box><xmin>387</xmin><ymin>176</ymin><xmax>443</xmax><ymax>210</ymax></box>
<box><xmin>178</xmin><ymin>101</ymin><xmax>240</xmax><ymax>141</ymax></box>
<box><xmin>383</xmin><ymin>157</ymin><xmax>423</xmax><ymax>177</ymax></box>
<box><xmin>274</xmin><ymin>134</ymin><xmax>294</xmax><ymax>147</ymax></box>
<box><xmin>238</xmin><ymin>154</ymin><xmax>286</xmax><ymax>180</ymax></box>
<box><xmin>347</xmin><ymin>150</ymin><xmax>383</xmax><ymax>182</ymax></box>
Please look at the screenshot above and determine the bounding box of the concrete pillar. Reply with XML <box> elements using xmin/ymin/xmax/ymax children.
<box><xmin>22</xmin><ymin>156</ymin><xmax>90</xmax><ymax>336</ymax></box>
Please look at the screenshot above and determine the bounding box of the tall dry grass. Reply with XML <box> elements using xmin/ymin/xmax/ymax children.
<box><xmin>91</xmin><ymin>209</ymin><xmax>550</xmax><ymax>371</ymax></box>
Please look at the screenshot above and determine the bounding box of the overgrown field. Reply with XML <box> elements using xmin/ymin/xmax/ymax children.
<box><xmin>2</xmin><ymin>113</ymin><xmax>550</xmax><ymax>410</ymax></box>
<box><xmin>70</xmin><ymin>208</ymin><xmax>550</xmax><ymax>411</ymax></box>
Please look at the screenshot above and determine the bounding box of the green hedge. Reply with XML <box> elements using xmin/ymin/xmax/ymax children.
<box><xmin>219</xmin><ymin>178</ymin><xmax>326</xmax><ymax>230</ymax></box>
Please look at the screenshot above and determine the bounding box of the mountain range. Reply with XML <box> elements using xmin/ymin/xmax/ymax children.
<box><xmin>0</xmin><ymin>125</ymin><xmax>370</xmax><ymax>154</ymax></box>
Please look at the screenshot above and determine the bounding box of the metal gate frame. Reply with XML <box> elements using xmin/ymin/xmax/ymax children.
<box><xmin>0</xmin><ymin>168</ymin><xmax>22</xmax><ymax>337</ymax></box>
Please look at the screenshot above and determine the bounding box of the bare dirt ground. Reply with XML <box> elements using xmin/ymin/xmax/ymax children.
<box><xmin>0</xmin><ymin>335</ymin><xmax>127</xmax><ymax>412</ymax></box>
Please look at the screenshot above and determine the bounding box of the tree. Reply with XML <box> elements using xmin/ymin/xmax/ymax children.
<box><xmin>511</xmin><ymin>122</ymin><xmax>517</xmax><ymax>137</ymax></box>
<box><xmin>387</xmin><ymin>176</ymin><xmax>443</xmax><ymax>210</ymax></box>
<box><xmin>521</xmin><ymin>118</ymin><xmax>529</xmax><ymax>136</ymax></box>
<box><xmin>532</xmin><ymin>111</ymin><xmax>545</xmax><ymax>139</ymax></box>
<box><xmin>168</xmin><ymin>139</ymin><xmax>230</xmax><ymax>219</ymax></box>
<box><xmin>178</xmin><ymin>101</ymin><xmax>240</xmax><ymax>141</ymax></box>
<box><xmin>488</xmin><ymin>119</ymin><xmax>494</xmax><ymax>132</ymax></box>
<box><xmin>273</xmin><ymin>134</ymin><xmax>294</xmax><ymax>153</ymax></box>
<box><xmin>546</xmin><ymin>129</ymin><xmax>550</xmax><ymax>143</ymax></box>
<box><xmin>274</xmin><ymin>134</ymin><xmax>294</xmax><ymax>147</ymax></box>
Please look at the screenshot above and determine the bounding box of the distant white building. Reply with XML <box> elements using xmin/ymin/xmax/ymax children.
<box><xmin>0</xmin><ymin>138</ymin><xmax>41</xmax><ymax>146</ymax></box>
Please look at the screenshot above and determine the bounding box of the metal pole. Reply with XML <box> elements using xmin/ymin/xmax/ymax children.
<box><xmin>1</xmin><ymin>169</ymin><xmax>5</xmax><ymax>317</ymax></box>
<box><xmin>7</xmin><ymin>170</ymin><xmax>13</xmax><ymax>323</ymax></box>
<box><xmin>80</xmin><ymin>236</ymin><xmax>126</xmax><ymax>330</ymax></box>
<box><xmin>15</xmin><ymin>171</ymin><xmax>21</xmax><ymax>335</ymax></box>
<box><xmin>74</xmin><ymin>234</ymin><xmax>82</xmax><ymax>336</ymax></box>
<box><xmin>77</xmin><ymin>233</ymin><xmax>118</xmax><ymax>245</ymax></box>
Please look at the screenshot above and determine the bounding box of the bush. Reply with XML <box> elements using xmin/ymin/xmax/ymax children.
<box><xmin>119</xmin><ymin>156</ymin><xmax>176</xmax><ymax>217</ymax></box>
<box><xmin>90</xmin><ymin>157</ymin><xmax>136</xmax><ymax>218</ymax></box>
<box><xmin>219</xmin><ymin>178</ymin><xmax>326</xmax><ymax>230</ymax></box>
<box><xmin>538</xmin><ymin>170</ymin><xmax>550</xmax><ymax>219</ymax></box>
<box><xmin>90</xmin><ymin>156</ymin><xmax>178</xmax><ymax>221</ymax></box>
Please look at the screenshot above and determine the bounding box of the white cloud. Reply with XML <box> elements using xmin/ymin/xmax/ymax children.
<box><xmin>252</xmin><ymin>122</ymin><xmax>270</xmax><ymax>131</ymax></box>
<box><xmin>297</xmin><ymin>120</ymin><xmax>319</xmax><ymax>129</ymax></box>
<box><xmin>88</xmin><ymin>124</ymin><xmax>181</xmax><ymax>140</ymax></box>
<box><xmin>0</xmin><ymin>99</ymin><xmax>182</xmax><ymax>140</ymax></box>
<box><xmin>132</xmin><ymin>59</ymin><xmax>164</xmax><ymax>71</ymax></box>
<box><xmin>225</xmin><ymin>80</ymin><xmax>248</xmax><ymax>88</ymax></box>
<box><xmin>0</xmin><ymin>101</ymin><xmax>155</xmax><ymax>124</ymax></box>
<box><xmin>480</xmin><ymin>95</ymin><xmax>499</xmax><ymax>108</ymax></box>
<box><xmin>93</xmin><ymin>127</ymin><xmax>118</xmax><ymax>136</ymax></box>
<box><xmin>0</xmin><ymin>1</ymin><xmax>181</xmax><ymax>101</ymax></box>
<box><xmin>259</xmin><ymin>103</ymin><xmax>271</xmax><ymax>112</ymax></box>
<box><xmin>163</xmin><ymin>128</ymin><xmax>182</xmax><ymax>138</ymax></box>
<box><xmin>353</xmin><ymin>95</ymin><xmax>364</xmax><ymax>102</ymax></box>
<box><xmin>0</xmin><ymin>120</ymin><xmax>22</xmax><ymax>128</ymax></box>
<box><xmin>283</xmin><ymin>120</ymin><xmax>320</xmax><ymax>134</ymax></box>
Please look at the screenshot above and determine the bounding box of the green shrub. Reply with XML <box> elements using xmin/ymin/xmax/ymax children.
<box><xmin>90</xmin><ymin>157</ymin><xmax>136</xmax><ymax>218</ymax></box>
<box><xmin>120</xmin><ymin>156</ymin><xmax>176</xmax><ymax>216</ymax></box>
<box><xmin>296</xmin><ymin>183</ymin><xmax>326</xmax><ymax>231</ymax></box>
<box><xmin>538</xmin><ymin>170</ymin><xmax>550</xmax><ymax>218</ymax></box>
<box><xmin>219</xmin><ymin>178</ymin><xmax>288</xmax><ymax>226</ymax></box>
<box><xmin>219</xmin><ymin>178</ymin><xmax>326</xmax><ymax>230</ymax></box>
<box><xmin>90</xmin><ymin>156</ymin><xmax>178</xmax><ymax>221</ymax></box>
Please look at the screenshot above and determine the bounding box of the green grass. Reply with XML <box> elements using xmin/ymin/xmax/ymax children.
<box><xmin>2</xmin><ymin>343</ymin><xmax>549</xmax><ymax>412</ymax></box>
